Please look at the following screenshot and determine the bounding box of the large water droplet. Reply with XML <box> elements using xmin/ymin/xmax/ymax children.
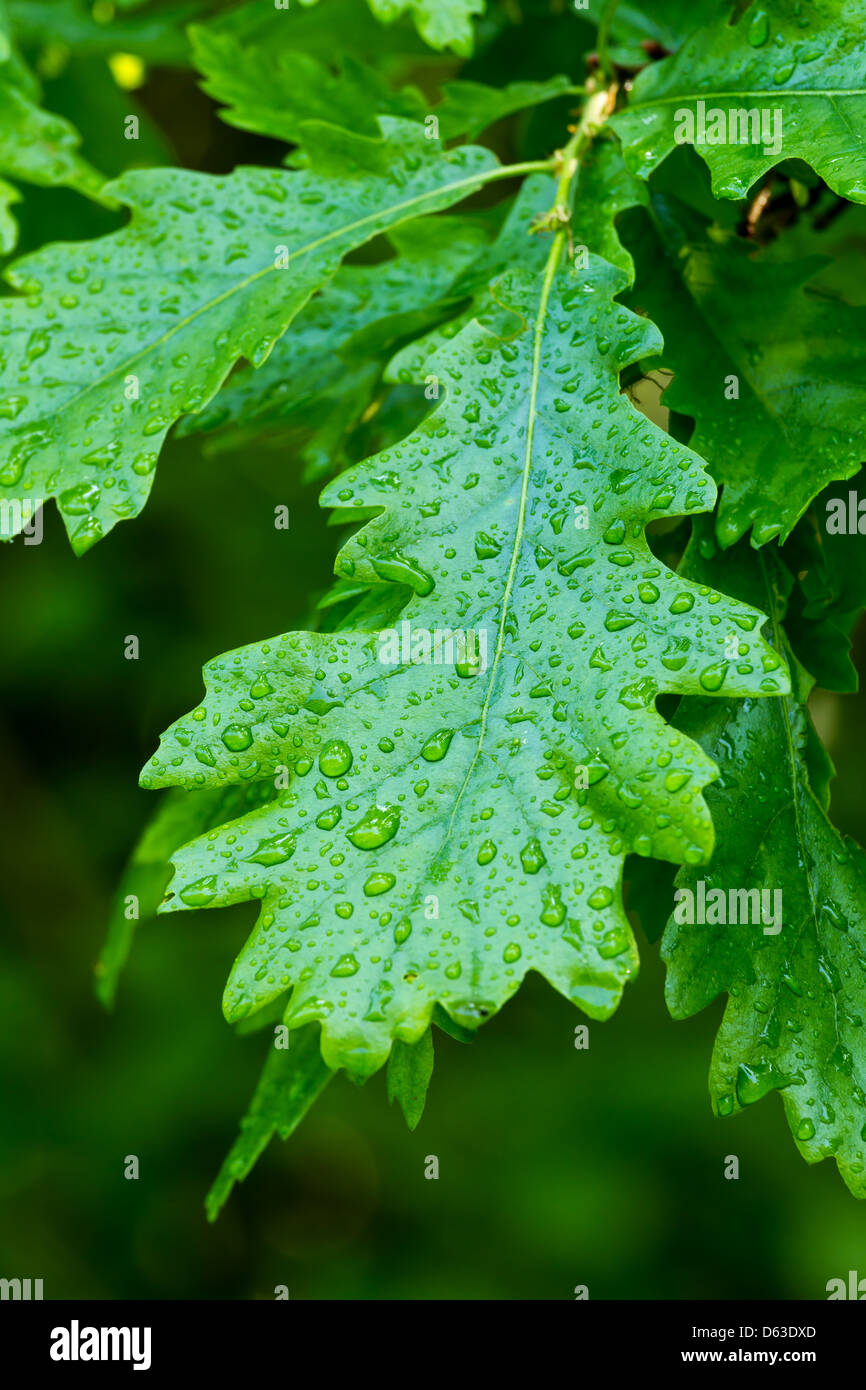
<box><xmin>221</xmin><ymin>723</ymin><xmax>253</xmax><ymax>751</ymax></box>
<box><xmin>747</xmin><ymin>9</ymin><xmax>769</xmax><ymax>45</ymax></box>
<box><xmin>331</xmin><ymin>954</ymin><xmax>360</xmax><ymax>977</ymax></box>
<box><xmin>699</xmin><ymin>663</ymin><xmax>727</xmax><ymax>692</ymax></box>
<box><xmin>421</xmin><ymin>728</ymin><xmax>454</xmax><ymax>762</ymax></box>
<box><xmin>363</xmin><ymin>871</ymin><xmax>396</xmax><ymax>896</ymax></box>
<box><xmin>347</xmin><ymin>803</ymin><xmax>400</xmax><ymax>850</ymax></box>
<box><xmin>245</xmin><ymin>832</ymin><xmax>295</xmax><ymax>866</ymax></box>
<box><xmin>319</xmin><ymin>739</ymin><xmax>353</xmax><ymax>777</ymax></box>
<box><xmin>179</xmin><ymin>875</ymin><xmax>218</xmax><ymax>906</ymax></box>
<box><xmin>520</xmin><ymin>838</ymin><xmax>546</xmax><ymax>874</ymax></box>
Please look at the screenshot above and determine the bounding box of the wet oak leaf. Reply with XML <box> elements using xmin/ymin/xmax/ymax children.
<box><xmin>141</xmin><ymin>253</ymin><xmax>787</xmax><ymax>1078</ymax></box>
<box><xmin>663</xmin><ymin>533</ymin><xmax>866</xmax><ymax>1198</ymax></box>
<box><xmin>0</xmin><ymin>118</ymin><xmax>505</xmax><ymax>551</ymax></box>
<box><xmin>612</xmin><ymin>0</ymin><xmax>866</xmax><ymax>204</ymax></box>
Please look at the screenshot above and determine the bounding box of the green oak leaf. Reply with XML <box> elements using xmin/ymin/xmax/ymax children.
<box><xmin>141</xmin><ymin>252</ymin><xmax>787</xmax><ymax>1079</ymax></box>
<box><xmin>385</xmin><ymin>174</ymin><xmax>564</xmax><ymax>383</ymax></box>
<box><xmin>98</xmin><ymin>578</ymin><xmax>431</xmax><ymax>1015</ymax></box>
<box><xmin>663</xmin><ymin>528</ymin><xmax>866</xmax><ymax>1197</ymax></box>
<box><xmin>612</xmin><ymin>0</ymin><xmax>866</xmax><ymax>203</ymax></box>
<box><xmin>621</xmin><ymin>191</ymin><xmax>866</xmax><ymax>546</ymax></box>
<box><xmin>180</xmin><ymin>176</ymin><xmax>568</xmax><ymax>478</ymax></box>
<box><xmin>385</xmin><ymin>146</ymin><xmax>646</xmax><ymax>390</ymax></box>
<box><xmin>0</xmin><ymin>118</ymin><xmax>509</xmax><ymax>552</ymax></box>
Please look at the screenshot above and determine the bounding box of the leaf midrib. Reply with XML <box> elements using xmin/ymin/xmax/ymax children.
<box><xmin>444</xmin><ymin>231</ymin><xmax>567</xmax><ymax>842</ymax></box>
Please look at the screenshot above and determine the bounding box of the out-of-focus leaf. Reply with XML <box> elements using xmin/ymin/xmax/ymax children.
<box><xmin>206</xmin><ymin>1025</ymin><xmax>334</xmax><ymax>1221</ymax></box>
<box><xmin>8</xmin><ymin>0</ymin><xmax>203</xmax><ymax>63</ymax></box>
<box><xmin>387</xmin><ymin>1027</ymin><xmax>434</xmax><ymax>1129</ymax></box>
<box><xmin>781</xmin><ymin>477</ymin><xmax>866</xmax><ymax>692</ymax></box>
<box><xmin>190</xmin><ymin>26</ymin><xmax>573</xmax><ymax>144</ymax></box>
<box><xmin>0</xmin><ymin>26</ymin><xmax>107</xmax><ymax>200</ymax></box>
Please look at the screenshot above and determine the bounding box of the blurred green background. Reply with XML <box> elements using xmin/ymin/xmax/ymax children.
<box><xmin>3</xmin><ymin>0</ymin><xmax>866</xmax><ymax>1302</ymax></box>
